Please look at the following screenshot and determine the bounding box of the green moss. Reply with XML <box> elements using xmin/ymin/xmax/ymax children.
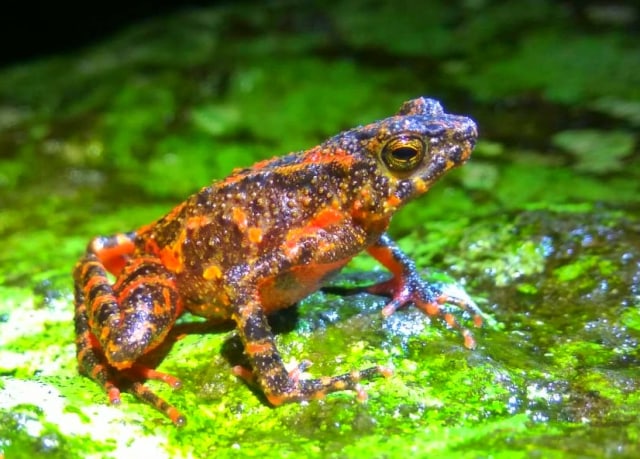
<box><xmin>190</xmin><ymin>103</ymin><xmax>243</xmax><ymax>137</ymax></box>
<box><xmin>551</xmin><ymin>129</ymin><xmax>636</xmax><ymax>173</ymax></box>
<box><xmin>0</xmin><ymin>160</ymin><xmax>25</xmax><ymax>189</ymax></box>
<box><xmin>435</xmin><ymin>217</ymin><xmax>547</xmax><ymax>288</ymax></box>
<box><xmin>101</xmin><ymin>81</ymin><xmax>177</xmax><ymax>170</ymax></box>
<box><xmin>550</xmin><ymin>341</ymin><xmax>613</xmax><ymax>370</ymax></box>
<box><xmin>392</xmin><ymin>185</ymin><xmax>479</xmax><ymax>236</ymax></box>
<box><xmin>332</xmin><ymin>0</ymin><xmax>460</xmax><ymax>56</ymax></box>
<box><xmin>1</xmin><ymin>1</ymin><xmax>639</xmax><ymax>457</ymax></box>
<box><xmin>225</xmin><ymin>58</ymin><xmax>405</xmax><ymax>151</ymax></box>
<box><xmin>590</xmin><ymin>97</ymin><xmax>640</xmax><ymax>126</ymax></box>
<box><xmin>553</xmin><ymin>256</ymin><xmax>617</xmax><ymax>285</ymax></box>
<box><xmin>0</xmin><ymin>404</ymin><xmax>114</xmax><ymax>459</ymax></box>
<box><xmin>459</xmin><ymin>33</ymin><xmax>640</xmax><ymax>103</ymax></box>
<box><xmin>620</xmin><ymin>306</ymin><xmax>640</xmax><ymax>332</ymax></box>
<box><xmin>142</xmin><ymin>135</ymin><xmax>258</xmax><ymax>198</ymax></box>
<box><xmin>495</xmin><ymin>163</ymin><xmax>639</xmax><ymax>208</ymax></box>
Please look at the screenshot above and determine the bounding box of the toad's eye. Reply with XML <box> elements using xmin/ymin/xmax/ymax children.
<box><xmin>380</xmin><ymin>135</ymin><xmax>426</xmax><ymax>173</ymax></box>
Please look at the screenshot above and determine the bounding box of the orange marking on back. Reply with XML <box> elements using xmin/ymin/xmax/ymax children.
<box><xmin>232</xmin><ymin>207</ymin><xmax>248</xmax><ymax>231</ymax></box>
<box><xmin>203</xmin><ymin>264</ymin><xmax>222</xmax><ymax>280</ymax></box>
<box><xmin>309</xmin><ymin>206</ymin><xmax>344</xmax><ymax>229</ymax></box>
<box><xmin>166</xmin><ymin>201</ymin><xmax>187</xmax><ymax>218</ymax></box>
<box><xmin>248</xmin><ymin>227</ymin><xmax>263</xmax><ymax>244</ymax></box>
<box><xmin>281</xmin><ymin>205</ymin><xmax>345</xmax><ymax>260</ymax></box>
<box><xmin>219</xmin><ymin>169</ymin><xmax>248</xmax><ymax>188</ymax></box>
<box><xmin>186</xmin><ymin>215</ymin><xmax>211</xmax><ymax>230</ymax></box>
<box><xmin>248</xmin><ymin>156</ymin><xmax>276</xmax><ymax>171</ymax></box>
<box><xmin>303</xmin><ymin>146</ymin><xmax>355</xmax><ymax>167</ymax></box>
<box><xmin>298</xmin><ymin>146</ymin><xmax>325</xmax><ymax>164</ymax></box>
<box><xmin>136</xmin><ymin>223</ymin><xmax>154</xmax><ymax>238</ymax></box>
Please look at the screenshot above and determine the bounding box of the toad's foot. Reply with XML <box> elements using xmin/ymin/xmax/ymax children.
<box><xmin>368</xmin><ymin>276</ymin><xmax>483</xmax><ymax>349</ymax></box>
<box><xmin>233</xmin><ymin>360</ymin><xmax>392</xmax><ymax>405</ymax></box>
<box><xmin>82</xmin><ymin>358</ymin><xmax>186</xmax><ymax>427</ymax></box>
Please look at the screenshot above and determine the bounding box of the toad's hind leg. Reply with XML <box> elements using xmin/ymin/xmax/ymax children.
<box><xmin>232</xmin><ymin>300</ymin><xmax>390</xmax><ymax>405</ymax></box>
<box><xmin>74</xmin><ymin>245</ymin><xmax>185</xmax><ymax>425</ymax></box>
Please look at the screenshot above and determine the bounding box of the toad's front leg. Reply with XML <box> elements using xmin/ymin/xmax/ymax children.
<box><xmin>231</xmin><ymin>291</ymin><xmax>390</xmax><ymax>405</ymax></box>
<box><xmin>367</xmin><ymin>233</ymin><xmax>483</xmax><ymax>349</ymax></box>
<box><xmin>231</xmin><ymin>220</ymin><xmax>393</xmax><ymax>403</ymax></box>
<box><xmin>74</xmin><ymin>234</ymin><xmax>186</xmax><ymax>425</ymax></box>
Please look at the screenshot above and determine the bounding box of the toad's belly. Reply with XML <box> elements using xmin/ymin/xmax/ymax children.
<box><xmin>181</xmin><ymin>257</ymin><xmax>352</xmax><ymax>318</ymax></box>
<box><xmin>257</xmin><ymin>257</ymin><xmax>353</xmax><ymax>314</ymax></box>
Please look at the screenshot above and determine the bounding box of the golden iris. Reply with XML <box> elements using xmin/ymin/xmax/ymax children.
<box><xmin>380</xmin><ymin>135</ymin><xmax>426</xmax><ymax>172</ymax></box>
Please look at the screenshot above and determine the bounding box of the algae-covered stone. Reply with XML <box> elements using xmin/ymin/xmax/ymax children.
<box><xmin>1</xmin><ymin>1</ymin><xmax>639</xmax><ymax>458</ymax></box>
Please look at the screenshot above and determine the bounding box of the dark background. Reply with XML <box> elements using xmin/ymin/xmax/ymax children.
<box><xmin>0</xmin><ymin>1</ymin><xmax>219</xmax><ymax>67</ymax></box>
<box><xmin>3</xmin><ymin>1</ymin><xmax>638</xmax><ymax>68</ymax></box>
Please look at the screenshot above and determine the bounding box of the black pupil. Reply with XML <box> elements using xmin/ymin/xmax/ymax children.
<box><xmin>392</xmin><ymin>146</ymin><xmax>418</xmax><ymax>161</ymax></box>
